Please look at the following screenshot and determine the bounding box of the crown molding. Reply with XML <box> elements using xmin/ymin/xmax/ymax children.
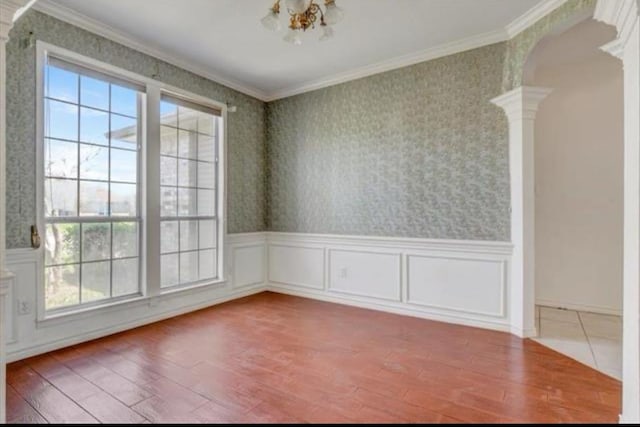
<box><xmin>31</xmin><ymin>0</ymin><xmax>270</xmax><ymax>101</ymax></box>
<box><xmin>505</xmin><ymin>0</ymin><xmax>569</xmax><ymax>38</ymax></box>
<box><xmin>263</xmin><ymin>28</ymin><xmax>509</xmax><ymax>101</ymax></box>
<box><xmin>31</xmin><ymin>0</ymin><xmax>574</xmax><ymax>103</ymax></box>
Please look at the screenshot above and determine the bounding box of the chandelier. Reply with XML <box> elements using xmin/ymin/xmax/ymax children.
<box><xmin>261</xmin><ymin>0</ymin><xmax>344</xmax><ymax>44</ymax></box>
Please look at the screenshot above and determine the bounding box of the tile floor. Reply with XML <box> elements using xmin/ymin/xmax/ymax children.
<box><xmin>534</xmin><ymin>306</ymin><xmax>622</xmax><ymax>380</ymax></box>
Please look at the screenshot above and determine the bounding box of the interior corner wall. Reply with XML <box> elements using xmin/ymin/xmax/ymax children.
<box><xmin>5</xmin><ymin>9</ymin><xmax>268</xmax><ymax>251</ymax></box>
<box><xmin>265</xmin><ymin>42</ymin><xmax>510</xmax><ymax>241</ymax></box>
<box><xmin>534</xmin><ymin>54</ymin><xmax>624</xmax><ymax>314</ymax></box>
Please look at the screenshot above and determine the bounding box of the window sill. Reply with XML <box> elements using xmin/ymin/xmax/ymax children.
<box><xmin>160</xmin><ymin>277</ymin><xmax>226</xmax><ymax>296</ymax></box>
<box><xmin>37</xmin><ymin>278</ymin><xmax>227</xmax><ymax>328</ymax></box>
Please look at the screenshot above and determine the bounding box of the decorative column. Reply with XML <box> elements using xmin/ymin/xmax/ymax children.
<box><xmin>0</xmin><ymin>0</ymin><xmax>35</xmax><ymax>422</ymax></box>
<box><xmin>491</xmin><ymin>86</ymin><xmax>551</xmax><ymax>339</ymax></box>
<box><xmin>595</xmin><ymin>0</ymin><xmax>640</xmax><ymax>423</ymax></box>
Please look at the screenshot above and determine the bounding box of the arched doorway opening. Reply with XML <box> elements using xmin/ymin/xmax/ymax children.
<box><xmin>524</xmin><ymin>18</ymin><xmax>623</xmax><ymax>379</ymax></box>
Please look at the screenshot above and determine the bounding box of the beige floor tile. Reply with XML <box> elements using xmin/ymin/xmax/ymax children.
<box><xmin>534</xmin><ymin>318</ymin><xmax>595</xmax><ymax>368</ymax></box>
<box><xmin>580</xmin><ymin>312</ymin><xmax>622</xmax><ymax>340</ymax></box>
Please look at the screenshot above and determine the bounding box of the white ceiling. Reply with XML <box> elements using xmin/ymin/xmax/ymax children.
<box><xmin>39</xmin><ymin>0</ymin><xmax>547</xmax><ymax>100</ymax></box>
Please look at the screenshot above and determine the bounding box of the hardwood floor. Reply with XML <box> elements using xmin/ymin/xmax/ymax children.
<box><xmin>7</xmin><ymin>292</ymin><xmax>621</xmax><ymax>423</ymax></box>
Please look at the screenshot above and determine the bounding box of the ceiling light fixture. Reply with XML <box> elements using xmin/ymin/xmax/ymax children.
<box><xmin>261</xmin><ymin>0</ymin><xmax>344</xmax><ymax>44</ymax></box>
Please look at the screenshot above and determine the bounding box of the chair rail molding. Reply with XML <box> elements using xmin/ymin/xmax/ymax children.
<box><xmin>0</xmin><ymin>0</ymin><xmax>38</xmax><ymax>422</ymax></box>
<box><xmin>491</xmin><ymin>86</ymin><xmax>552</xmax><ymax>339</ymax></box>
<box><xmin>594</xmin><ymin>0</ymin><xmax>640</xmax><ymax>423</ymax></box>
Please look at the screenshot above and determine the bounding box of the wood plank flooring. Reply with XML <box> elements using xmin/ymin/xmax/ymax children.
<box><xmin>7</xmin><ymin>292</ymin><xmax>621</xmax><ymax>423</ymax></box>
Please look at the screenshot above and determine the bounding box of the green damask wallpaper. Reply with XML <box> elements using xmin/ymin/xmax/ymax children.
<box><xmin>267</xmin><ymin>43</ymin><xmax>510</xmax><ymax>241</ymax></box>
<box><xmin>6</xmin><ymin>2</ymin><xmax>595</xmax><ymax>247</ymax></box>
<box><xmin>6</xmin><ymin>10</ymin><xmax>267</xmax><ymax>248</ymax></box>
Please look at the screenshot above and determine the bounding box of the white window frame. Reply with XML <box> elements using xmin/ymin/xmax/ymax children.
<box><xmin>35</xmin><ymin>41</ymin><xmax>227</xmax><ymax>321</ymax></box>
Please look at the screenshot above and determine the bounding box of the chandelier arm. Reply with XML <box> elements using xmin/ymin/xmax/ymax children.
<box><xmin>271</xmin><ymin>0</ymin><xmax>281</xmax><ymax>14</ymax></box>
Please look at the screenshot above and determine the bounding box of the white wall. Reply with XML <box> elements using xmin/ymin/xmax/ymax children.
<box><xmin>5</xmin><ymin>230</ymin><xmax>514</xmax><ymax>361</ymax></box>
<box><xmin>534</xmin><ymin>34</ymin><xmax>624</xmax><ymax>314</ymax></box>
<box><xmin>4</xmin><ymin>232</ymin><xmax>267</xmax><ymax>361</ymax></box>
<box><xmin>267</xmin><ymin>232</ymin><xmax>512</xmax><ymax>332</ymax></box>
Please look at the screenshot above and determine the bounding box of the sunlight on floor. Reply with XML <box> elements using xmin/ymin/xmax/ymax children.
<box><xmin>534</xmin><ymin>306</ymin><xmax>622</xmax><ymax>380</ymax></box>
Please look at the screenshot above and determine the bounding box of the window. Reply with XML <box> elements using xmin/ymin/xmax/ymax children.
<box><xmin>43</xmin><ymin>57</ymin><xmax>143</xmax><ymax>311</ymax></box>
<box><xmin>159</xmin><ymin>96</ymin><xmax>220</xmax><ymax>288</ymax></box>
<box><xmin>39</xmin><ymin>44</ymin><xmax>225</xmax><ymax>316</ymax></box>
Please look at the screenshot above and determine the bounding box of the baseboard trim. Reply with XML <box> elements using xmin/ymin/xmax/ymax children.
<box><xmin>536</xmin><ymin>299</ymin><xmax>622</xmax><ymax>316</ymax></box>
<box><xmin>510</xmin><ymin>326</ymin><xmax>538</xmax><ymax>338</ymax></box>
<box><xmin>267</xmin><ymin>284</ymin><xmax>511</xmax><ymax>334</ymax></box>
<box><xmin>7</xmin><ymin>285</ymin><xmax>266</xmax><ymax>362</ymax></box>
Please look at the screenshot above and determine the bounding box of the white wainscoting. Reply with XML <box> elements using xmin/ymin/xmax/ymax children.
<box><xmin>4</xmin><ymin>232</ymin><xmax>267</xmax><ymax>362</ymax></box>
<box><xmin>268</xmin><ymin>244</ymin><xmax>325</xmax><ymax>290</ymax></box>
<box><xmin>4</xmin><ymin>230</ymin><xmax>516</xmax><ymax>361</ymax></box>
<box><xmin>267</xmin><ymin>232</ymin><xmax>513</xmax><ymax>332</ymax></box>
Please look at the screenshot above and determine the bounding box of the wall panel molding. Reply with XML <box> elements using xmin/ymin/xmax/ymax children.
<box><xmin>267</xmin><ymin>232</ymin><xmax>513</xmax><ymax>333</ymax></box>
<box><xmin>5</xmin><ymin>232</ymin><xmax>268</xmax><ymax>361</ymax></box>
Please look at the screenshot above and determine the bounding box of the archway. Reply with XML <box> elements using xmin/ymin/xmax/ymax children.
<box><xmin>494</xmin><ymin>0</ymin><xmax>640</xmax><ymax>422</ymax></box>
<box><xmin>526</xmin><ymin>17</ymin><xmax>623</xmax><ymax>378</ymax></box>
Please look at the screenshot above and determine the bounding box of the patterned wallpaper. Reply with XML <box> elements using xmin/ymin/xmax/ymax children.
<box><xmin>266</xmin><ymin>43</ymin><xmax>510</xmax><ymax>241</ymax></box>
<box><xmin>6</xmin><ymin>10</ymin><xmax>267</xmax><ymax>248</ymax></box>
<box><xmin>6</xmin><ymin>3</ymin><xmax>593</xmax><ymax>247</ymax></box>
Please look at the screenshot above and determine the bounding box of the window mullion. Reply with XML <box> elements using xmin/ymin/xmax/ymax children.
<box><xmin>145</xmin><ymin>85</ymin><xmax>162</xmax><ymax>297</ymax></box>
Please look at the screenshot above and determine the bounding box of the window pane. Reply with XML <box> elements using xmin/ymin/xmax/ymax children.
<box><xmin>160</xmin><ymin>101</ymin><xmax>177</xmax><ymax>126</ymax></box>
<box><xmin>45</xmin><ymin>178</ymin><xmax>78</xmax><ymax>217</ymax></box>
<box><xmin>43</xmin><ymin>59</ymin><xmax>144</xmax><ymax>312</ymax></box>
<box><xmin>82</xmin><ymin>223</ymin><xmax>111</xmax><ymax>261</ymax></box>
<box><xmin>80</xmin><ymin>75</ymin><xmax>109</xmax><ymax>110</ymax></box>
<box><xmin>198</xmin><ymin>219</ymin><xmax>216</xmax><ymax>249</ymax></box>
<box><xmin>111</xmin><ymin>148</ymin><xmax>137</xmax><ymax>183</ymax></box>
<box><xmin>178</xmin><ymin>106</ymin><xmax>198</xmax><ymax>131</ymax></box>
<box><xmin>180</xmin><ymin>220</ymin><xmax>198</xmax><ymax>251</ymax></box>
<box><xmin>198</xmin><ymin>135</ymin><xmax>215</xmax><ymax>162</ymax></box>
<box><xmin>46</xmin><ymin>99</ymin><xmax>78</xmax><ymax>141</ymax></box>
<box><xmin>197</xmin><ymin>161</ymin><xmax>215</xmax><ymax>189</ymax></box>
<box><xmin>45</xmin><ymin>223</ymin><xmax>80</xmax><ymax>266</ymax></box>
<box><xmin>80</xmin><ymin>107</ymin><xmax>109</xmax><ymax>145</ymax></box>
<box><xmin>178</xmin><ymin>130</ymin><xmax>197</xmax><ymax>159</ymax></box>
<box><xmin>110</xmin><ymin>114</ymin><xmax>137</xmax><ymax>149</ymax></box>
<box><xmin>178</xmin><ymin>159</ymin><xmax>197</xmax><ymax>187</ymax></box>
<box><xmin>178</xmin><ymin>188</ymin><xmax>197</xmax><ymax>216</ymax></box>
<box><xmin>197</xmin><ymin>189</ymin><xmax>215</xmax><ymax>216</ymax></box>
<box><xmin>79</xmin><ymin>144</ymin><xmax>109</xmax><ymax>181</ymax></box>
<box><xmin>180</xmin><ymin>251</ymin><xmax>198</xmax><ymax>283</ymax></box>
<box><xmin>110</xmin><ymin>85</ymin><xmax>137</xmax><ymax>117</ymax></box>
<box><xmin>199</xmin><ymin>249</ymin><xmax>216</xmax><ymax>280</ymax></box>
<box><xmin>79</xmin><ymin>181</ymin><xmax>109</xmax><ymax>216</ymax></box>
<box><xmin>81</xmin><ymin>261</ymin><xmax>110</xmax><ymax>302</ymax></box>
<box><xmin>161</xmin><ymin>253</ymin><xmax>179</xmax><ymax>288</ymax></box>
<box><xmin>161</xmin><ymin>126</ymin><xmax>178</xmax><ymax>155</ymax></box>
<box><xmin>161</xmin><ymin>221</ymin><xmax>179</xmax><ymax>253</ymax></box>
<box><xmin>113</xmin><ymin>258</ymin><xmax>138</xmax><ymax>297</ymax></box>
<box><xmin>161</xmin><ymin>187</ymin><xmax>177</xmax><ymax>217</ymax></box>
<box><xmin>197</xmin><ymin>112</ymin><xmax>215</xmax><ymax>136</ymax></box>
<box><xmin>45</xmin><ymin>66</ymin><xmax>78</xmax><ymax>103</ymax></box>
<box><xmin>46</xmin><ymin>264</ymin><xmax>80</xmax><ymax>310</ymax></box>
<box><xmin>113</xmin><ymin>222</ymin><xmax>138</xmax><ymax>258</ymax></box>
<box><xmin>161</xmin><ymin>156</ymin><xmax>177</xmax><ymax>186</ymax></box>
<box><xmin>45</xmin><ymin>138</ymin><xmax>78</xmax><ymax>178</ymax></box>
<box><xmin>111</xmin><ymin>183</ymin><xmax>137</xmax><ymax>216</ymax></box>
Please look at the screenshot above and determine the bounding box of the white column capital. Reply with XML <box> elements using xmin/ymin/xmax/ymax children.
<box><xmin>491</xmin><ymin>86</ymin><xmax>553</xmax><ymax>122</ymax></box>
<box><xmin>0</xmin><ymin>0</ymin><xmax>35</xmax><ymax>41</ymax></box>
